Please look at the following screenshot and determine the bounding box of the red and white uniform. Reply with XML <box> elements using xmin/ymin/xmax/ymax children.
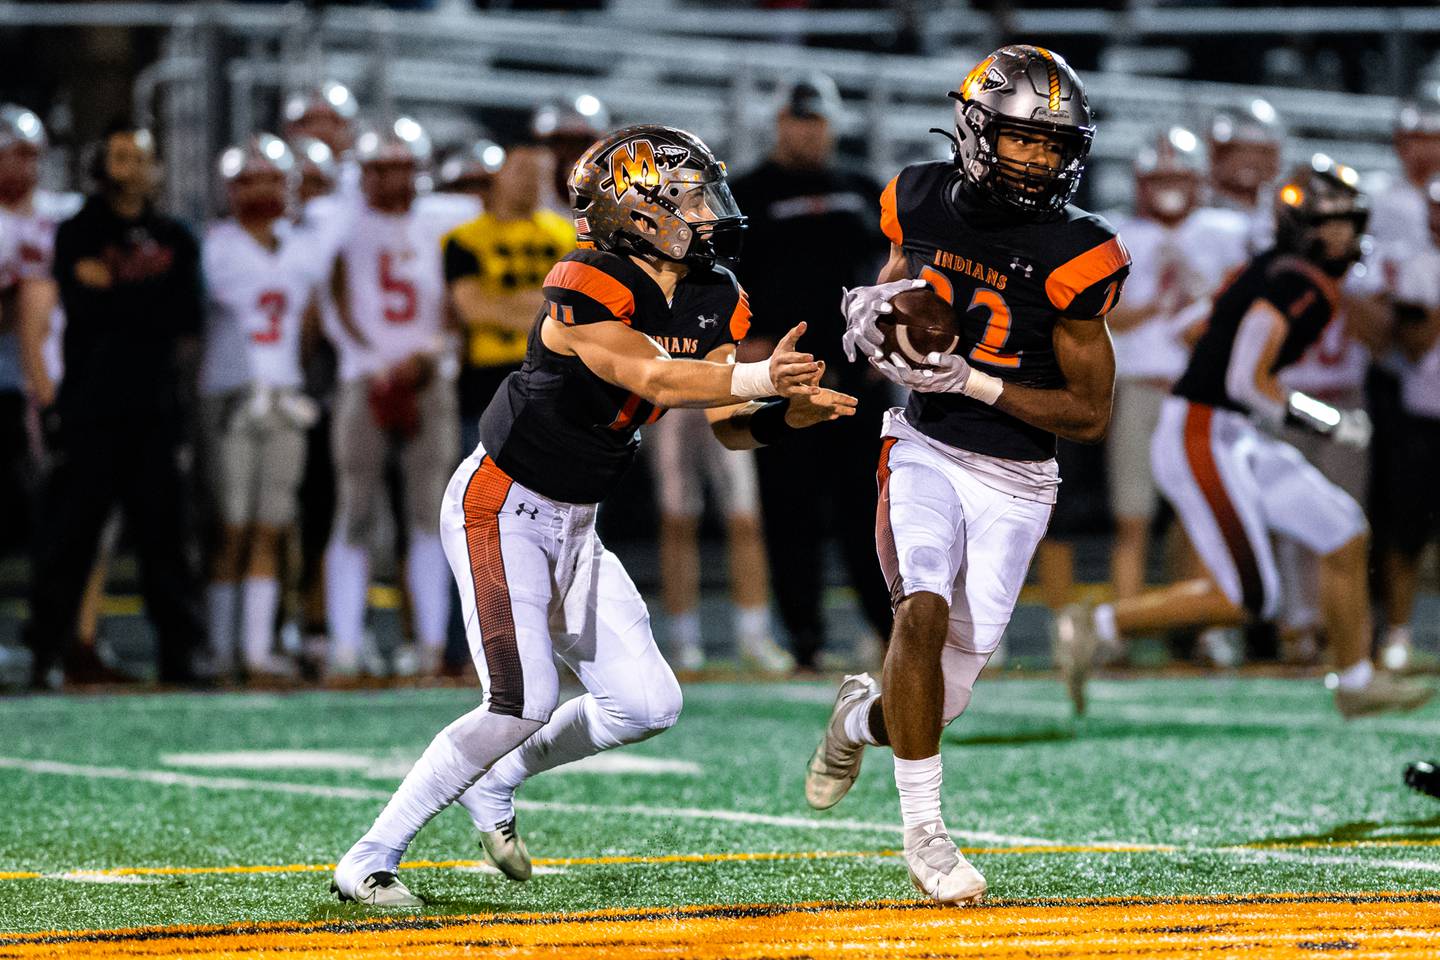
<box><xmin>199</xmin><ymin>220</ymin><xmax>329</xmax><ymax>396</ymax></box>
<box><xmin>5</xmin><ymin>190</ymin><xmax>83</xmax><ymax>384</ymax></box>
<box><xmin>332</xmin><ymin>194</ymin><xmax>477</xmax><ymax>382</ymax></box>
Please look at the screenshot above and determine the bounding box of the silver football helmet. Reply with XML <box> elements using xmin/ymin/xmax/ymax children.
<box><xmin>354</xmin><ymin>116</ymin><xmax>433</xmax><ymax>167</ymax></box>
<box><xmin>217</xmin><ymin>133</ymin><xmax>296</xmax><ymax>183</ymax></box>
<box><xmin>949</xmin><ymin>44</ymin><xmax>1094</xmax><ymax>216</ymax></box>
<box><xmin>0</xmin><ymin>104</ymin><xmax>45</xmax><ymax>152</ymax></box>
<box><xmin>437</xmin><ymin>138</ymin><xmax>506</xmax><ymax>191</ymax></box>
<box><xmin>291</xmin><ymin>136</ymin><xmax>337</xmax><ymax>183</ymax></box>
<box><xmin>283</xmin><ymin>81</ymin><xmax>360</xmax><ymax>125</ymax></box>
<box><xmin>1135</xmin><ymin>126</ymin><xmax>1205</xmax><ymax>224</ymax></box>
<box><xmin>570</xmin><ymin>124</ymin><xmax>745</xmax><ymax>268</ymax></box>
<box><xmin>532</xmin><ymin>93</ymin><xmax>610</xmax><ymax>140</ymax></box>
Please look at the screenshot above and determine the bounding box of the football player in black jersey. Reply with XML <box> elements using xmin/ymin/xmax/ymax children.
<box><xmin>332</xmin><ymin>125</ymin><xmax>857</xmax><ymax>907</ymax></box>
<box><xmin>1054</xmin><ymin>157</ymin><xmax>1434</xmax><ymax>720</ymax></box>
<box><xmin>804</xmin><ymin>45</ymin><xmax>1130</xmax><ymax>903</ymax></box>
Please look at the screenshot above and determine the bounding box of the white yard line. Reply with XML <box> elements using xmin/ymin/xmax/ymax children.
<box><xmin>0</xmin><ymin>756</ymin><xmax>1056</xmax><ymax>845</ymax></box>
<box><xmin>0</xmin><ymin>754</ymin><xmax>1435</xmax><ymax>880</ymax></box>
<box><xmin>1216</xmin><ymin>846</ymin><xmax>1440</xmax><ymax>875</ymax></box>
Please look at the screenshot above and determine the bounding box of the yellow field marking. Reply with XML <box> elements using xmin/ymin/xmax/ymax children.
<box><xmin>6</xmin><ymin>836</ymin><xmax>1439</xmax><ymax>884</ymax></box>
<box><xmin>3</xmin><ymin>890</ymin><xmax>1437</xmax><ymax>959</ymax></box>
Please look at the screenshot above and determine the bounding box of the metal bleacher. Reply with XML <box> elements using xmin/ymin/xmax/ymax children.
<box><xmin>0</xmin><ymin>2</ymin><xmax>1425</xmax><ymax>221</ymax></box>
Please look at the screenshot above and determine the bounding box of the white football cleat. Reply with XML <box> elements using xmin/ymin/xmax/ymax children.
<box><xmin>903</xmin><ymin>820</ymin><xmax>986</xmax><ymax>904</ymax></box>
<box><xmin>479</xmin><ymin>816</ymin><xmax>532</xmax><ymax>881</ymax></box>
<box><xmin>739</xmin><ymin>631</ymin><xmax>795</xmax><ymax>675</ymax></box>
<box><xmin>332</xmin><ymin>842</ymin><xmax>423</xmax><ymax>907</ymax></box>
<box><xmin>672</xmin><ymin>637</ymin><xmax>706</xmax><ymax>672</ymax></box>
<box><xmin>1050</xmin><ymin>603</ymin><xmax>1096</xmax><ymax>715</ymax></box>
<box><xmin>805</xmin><ymin>673</ymin><xmax>879</xmax><ymax>810</ymax></box>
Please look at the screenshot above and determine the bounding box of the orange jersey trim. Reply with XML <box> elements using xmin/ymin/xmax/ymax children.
<box><xmin>730</xmin><ymin>288</ymin><xmax>752</xmax><ymax>341</ymax></box>
<box><xmin>879</xmin><ymin>176</ymin><xmax>903</xmax><ymax>246</ymax></box>
<box><xmin>545</xmin><ymin>260</ymin><xmax>636</xmax><ymax>325</ymax></box>
<box><xmin>1045</xmin><ymin>236</ymin><xmax>1130</xmax><ymax>313</ymax></box>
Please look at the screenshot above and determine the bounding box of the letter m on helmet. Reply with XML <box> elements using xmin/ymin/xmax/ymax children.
<box><xmin>608</xmin><ymin>139</ymin><xmax>659</xmax><ymax>199</ymax></box>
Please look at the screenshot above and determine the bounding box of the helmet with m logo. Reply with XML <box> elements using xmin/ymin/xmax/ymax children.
<box><xmin>569</xmin><ymin>125</ymin><xmax>746</xmax><ymax>269</ymax></box>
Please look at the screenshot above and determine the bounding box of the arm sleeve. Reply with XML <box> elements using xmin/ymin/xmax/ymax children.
<box><xmin>541</xmin><ymin>257</ymin><xmax>636</xmax><ymax>326</ymax></box>
<box><xmin>1045</xmin><ymin>234</ymin><xmax>1131</xmax><ymax>319</ymax></box>
<box><xmin>879</xmin><ymin>174</ymin><xmax>903</xmax><ymax>247</ymax></box>
<box><xmin>443</xmin><ymin>236</ymin><xmax>481</xmax><ymax>284</ymax></box>
<box><xmin>1224</xmin><ymin>299</ymin><xmax>1287</xmax><ymax>422</ymax></box>
<box><xmin>1260</xmin><ymin>264</ymin><xmax>1327</xmax><ymax>322</ymax></box>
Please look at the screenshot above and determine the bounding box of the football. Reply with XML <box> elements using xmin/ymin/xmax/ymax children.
<box><xmin>877</xmin><ymin>287</ymin><xmax>960</xmax><ymax>369</ymax></box>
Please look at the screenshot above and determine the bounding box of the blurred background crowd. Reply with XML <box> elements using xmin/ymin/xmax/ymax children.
<box><xmin>2</xmin><ymin>0</ymin><xmax>1440</xmax><ymax>691</ymax></box>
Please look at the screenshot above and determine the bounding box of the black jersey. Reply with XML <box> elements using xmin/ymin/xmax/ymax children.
<box><xmin>1172</xmin><ymin>251</ymin><xmax>1338</xmax><ymax>412</ymax></box>
<box><xmin>882</xmin><ymin>162</ymin><xmax>1129</xmax><ymax>461</ymax></box>
<box><xmin>478</xmin><ymin>248</ymin><xmax>750</xmax><ymax>504</ymax></box>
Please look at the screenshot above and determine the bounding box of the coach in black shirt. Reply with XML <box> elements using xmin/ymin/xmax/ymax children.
<box><xmin>25</xmin><ymin>120</ymin><xmax>205</xmax><ymax>688</ymax></box>
<box><xmin>731</xmin><ymin>76</ymin><xmax>894</xmax><ymax>672</ymax></box>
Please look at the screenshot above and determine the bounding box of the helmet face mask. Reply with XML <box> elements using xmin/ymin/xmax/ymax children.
<box><xmin>950</xmin><ymin>45</ymin><xmax>1095</xmax><ymax>217</ymax></box>
<box><xmin>218</xmin><ymin>133</ymin><xmax>295</xmax><ymax>222</ymax></box>
<box><xmin>571</xmin><ymin>126</ymin><xmax>746</xmax><ymax>269</ymax></box>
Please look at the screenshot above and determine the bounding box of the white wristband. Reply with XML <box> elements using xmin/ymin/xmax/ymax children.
<box><xmin>730</xmin><ymin>360</ymin><xmax>776</xmax><ymax>399</ymax></box>
<box><xmin>961</xmin><ymin>369</ymin><xmax>1004</xmax><ymax>405</ymax></box>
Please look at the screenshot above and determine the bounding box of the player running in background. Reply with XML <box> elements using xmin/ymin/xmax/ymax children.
<box><xmin>1056</xmin><ymin>158</ymin><xmax>1434</xmax><ymax>719</ymax></box>
<box><xmin>333</xmin><ymin>125</ymin><xmax>856</xmax><ymax>906</ymax></box>
<box><xmin>806</xmin><ymin>46</ymin><xmax>1129</xmax><ymax>904</ymax></box>
<box><xmin>200</xmin><ymin>136</ymin><xmax>329</xmax><ymax>681</ymax></box>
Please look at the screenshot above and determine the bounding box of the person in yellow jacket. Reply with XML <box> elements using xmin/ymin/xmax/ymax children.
<box><xmin>444</xmin><ymin>144</ymin><xmax>576</xmax><ymax>450</ymax></box>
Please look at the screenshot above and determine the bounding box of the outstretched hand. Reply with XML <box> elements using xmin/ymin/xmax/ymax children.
<box><xmin>768</xmin><ymin>322</ymin><xmax>823</xmax><ymax>397</ymax></box>
<box><xmin>784</xmin><ymin>363</ymin><xmax>858</xmax><ymax>428</ymax></box>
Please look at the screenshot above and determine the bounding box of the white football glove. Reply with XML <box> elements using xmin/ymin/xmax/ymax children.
<box><xmin>869</xmin><ymin>350</ymin><xmax>1004</xmax><ymax>404</ymax></box>
<box><xmin>840</xmin><ymin>277</ymin><xmax>929</xmax><ymax>363</ymax></box>
<box><xmin>1333</xmin><ymin>408</ymin><xmax>1372</xmax><ymax>450</ymax></box>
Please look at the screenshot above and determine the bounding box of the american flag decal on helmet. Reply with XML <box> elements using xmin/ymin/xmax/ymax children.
<box><xmin>575</xmin><ymin>216</ymin><xmax>590</xmax><ymax>233</ymax></box>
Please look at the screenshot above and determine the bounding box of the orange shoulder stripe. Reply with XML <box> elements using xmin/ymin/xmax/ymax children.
<box><xmin>730</xmin><ymin>287</ymin><xmax>752</xmax><ymax>341</ymax></box>
<box><xmin>544</xmin><ymin>260</ymin><xmax>635</xmax><ymax>324</ymax></box>
<box><xmin>1045</xmin><ymin>236</ymin><xmax>1131</xmax><ymax>312</ymax></box>
<box><xmin>879</xmin><ymin>176</ymin><xmax>903</xmax><ymax>246</ymax></box>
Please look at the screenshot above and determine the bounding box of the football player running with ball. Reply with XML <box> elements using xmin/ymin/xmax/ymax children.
<box><xmin>805</xmin><ymin>46</ymin><xmax>1130</xmax><ymax>904</ymax></box>
<box><xmin>333</xmin><ymin>125</ymin><xmax>856</xmax><ymax>907</ymax></box>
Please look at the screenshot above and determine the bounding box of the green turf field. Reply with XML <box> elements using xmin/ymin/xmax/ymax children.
<box><xmin>0</xmin><ymin>676</ymin><xmax>1437</xmax><ymax>947</ymax></box>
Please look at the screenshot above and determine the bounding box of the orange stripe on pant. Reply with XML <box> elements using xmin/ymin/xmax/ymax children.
<box><xmin>874</xmin><ymin>438</ymin><xmax>902</xmax><ymax>608</ymax></box>
<box><xmin>1182</xmin><ymin>404</ymin><xmax>1265</xmax><ymax>615</ymax></box>
<box><xmin>462</xmin><ymin>456</ymin><xmax>525</xmax><ymax>717</ymax></box>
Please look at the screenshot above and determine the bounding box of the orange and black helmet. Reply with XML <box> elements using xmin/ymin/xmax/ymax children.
<box><xmin>1274</xmin><ymin>154</ymin><xmax>1369</xmax><ymax>276</ymax></box>
<box><xmin>569</xmin><ymin>124</ymin><xmax>745</xmax><ymax>269</ymax></box>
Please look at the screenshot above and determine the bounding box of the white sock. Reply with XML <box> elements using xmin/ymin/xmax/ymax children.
<box><xmin>1386</xmin><ymin>624</ymin><xmax>1413</xmax><ymax>649</ymax></box>
<box><xmin>844</xmin><ymin>693</ymin><xmax>881</xmax><ymax>746</ymax></box>
<box><xmin>460</xmin><ymin>693</ymin><xmax>657</xmax><ymax>832</ymax></box>
<box><xmin>1336</xmin><ymin>658</ymin><xmax>1375</xmax><ymax>692</ymax></box>
<box><xmin>893</xmin><ymin>754</ymin><xmax>944</xmax><ymax>830</ymax></box>
<box><xmin>1093</xmin><ymin>603</ymin><xmax>1118</xmax><ymax>646</ymax></box>
<box><xmin>669</xmin><ymin>610</ymin><xmax>701</xmax><ymax>649</ymax></box>
<box><xmin>241</xmin><ymin>577</ymin><xmax>280</xmax><ymax>667</ymax></box>
<box><xmin>325</xmin><ymin>537</ymin><xmax>370</xmax><ymax>660</ymax></box>
<box><xmin>207</xmin><ymin>582</ymin><xmax>239</xmax><ymax>667</ymax></box>
<box><xmin>360</xmin><ymin>707</ymin><xmax>541</xmax><ymax>863</ymax></box>
<box><xmin>405</xmin><ymin>531</ymin><xmax>452</xmax><ymax>649</ymax></box>
<box><xmin>734</xmin><ymin>605</ymin><xmax>769</xmax><ymax>643</ymax></box>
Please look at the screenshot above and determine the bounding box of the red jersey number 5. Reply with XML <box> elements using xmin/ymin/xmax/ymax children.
<box><xmin>380</xmin><ymin>251</ymin><xmax>417</xmax><ymax>324</ymax></box>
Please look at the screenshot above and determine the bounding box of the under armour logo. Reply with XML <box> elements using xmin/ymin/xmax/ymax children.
<box><xmin>515</xmin><ymin>502</ymin><xmax>538</xmax><ymax>519</ymax></box>
<box><xmin>1009</xmin><ymin>257</ymin><xmax>1034</xmax><ymax>278</ymax></box>
<box><xmin>697</xmin><ymin>313</ymin><xmax>719</xmax><ymax>329</ymax></box>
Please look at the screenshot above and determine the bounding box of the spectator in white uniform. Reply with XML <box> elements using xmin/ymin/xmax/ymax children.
<box><xmin>323</xmin><ymin>117</ymin><xmax>474</xmax><ymax>680</ymax></box>
<box><xmin>200</xmin><ymin>135</ymin><xmax>330</xmax><ymax>681</ymax></box>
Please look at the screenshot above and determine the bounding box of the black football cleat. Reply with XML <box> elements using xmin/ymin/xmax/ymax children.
<box><xmin>1404</xmin><ymin>760</ymin><xmax>1440</xmax><ymax>799</ymax></box>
